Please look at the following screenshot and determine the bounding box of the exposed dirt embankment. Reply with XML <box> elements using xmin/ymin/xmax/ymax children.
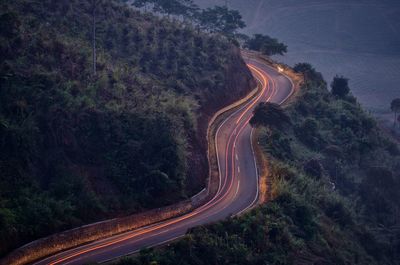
<box><xmin>242</xmin><ymin>51</ymin><xmax>302</xmax><ymax>206</ymax></box>
<box><xmin>186</xmin><ymin>47</ymin><xmax>257</xmax><ymax>194</ymax></box>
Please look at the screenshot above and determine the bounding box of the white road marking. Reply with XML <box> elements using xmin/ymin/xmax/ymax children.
<box><xmin>214</xmin><ymin>91</ymin><xmax>256</xmax><ymax>194</ymax></box>
<box><xmin>235</xmin><ymin>59</ymin><xmax>295</xmax><ymax>216</ymax></box>
<box><xmin>34</xmin><ymin>59</ymin><xmax>295</xmax><ymax>265</ymax></box>
<box><xmin>234</xmin><ymin>180</ymin><xmax>240</xmax><ymax>199</ymax></box>
<box><xmin>236</xmin><ymin>129</ymin><xmax>259</xmax><ymax>216</ymax></box>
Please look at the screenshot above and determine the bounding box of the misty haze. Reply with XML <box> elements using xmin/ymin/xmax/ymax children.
<box><xmin>1</xmin><ymin>1</ymin><xmax>400</xmax><ymax>264</ymax></box>
<box><xmin>199</xmin><ymin>0</ymin><xmax>400</xmax><ymax>115</ymax></box>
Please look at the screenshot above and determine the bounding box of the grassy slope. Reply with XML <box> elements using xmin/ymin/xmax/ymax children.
<box><xmin>0</xmin><ymin>0</ymin><xmax>254</xmax><ymax>255</ymax></box>
<box><xmin>117</xmin><ymin>68</ymin><xmax>400</xmax><ymax>265</ymax></box>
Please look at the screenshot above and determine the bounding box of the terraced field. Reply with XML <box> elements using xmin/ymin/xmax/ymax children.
<box><xmin>198</xmin><ymin>0</ymin><xmax>400</xmax><ymax>114</ymax></box>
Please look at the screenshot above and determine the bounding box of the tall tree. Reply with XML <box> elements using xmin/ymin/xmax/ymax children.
<box><xmin>331</xmin><ymin>75</ymin><xmax>350</xmax><ymax>98</ymax></box>
<box><xmin>179</xmin><ymin>0</ymin><xmax>199</xmax><ymax>20</ymax></box>
<box><xmin>91</xmin><ymin>0</ymin><xmax>102</xmax><ymax>76</ymax></box>
<box><xmin>245</xmin><ymin>34</ymin><xmax>287</xmax><ymax>56</ymax></box>
<box><xmin>131</xmin><ymin>0</ymin><xmax>151</xmax><ymax>9</ymax></box>
<box><xmin>250</xmin><ymin>102</ymin><xmax>290</xmax><ymax>130</ymax></box>
<box><xmin>293</xmin><ymin>62</ymin><xmax>315</xmax><ymax>83</ymax></box>
<box><xmin>391</xmin><ymin>98</ymin><xmax>400</xmax><ymax>127</ymax></box>
<box><xmin>132</xmin><ymin>0</ymin><xmax>199</xmax><ymax>19</ymax></box>
<box><xmin>198</xmin><ymin>6</ymin><xmax>245</xmax><ymax>37</ymax></box>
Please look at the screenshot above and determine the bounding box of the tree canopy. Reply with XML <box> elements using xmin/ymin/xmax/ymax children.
<box><xmin>132</xmin><ymin>0</ymin><xmax>246</xmax><ymax>39</ymax></box>
<box><xmin>245</xmin><ymin>34</ymin><xmax>287</xmax><ymax>56</ymax></box>
<box><xmin>331</xmin><ymin>75</ymin><xmax>350</xmax><ymax>98</ymax></box>
<box><xmin>132</xmin><ymin>0</ymin><xmax>198</xmax><ymax>18</ymax></box>
<box><xmin>391</xmin><ymin>98</ymin><xmax>400</xmax><ymax>113</ymax></box>
<box><xmin>293</xmin><ymin>62</ymin><xmax>320</xmax><ymax>81</ymax></box>
<box><xmin>121</xmin><ymin>59</ymin><xmax>400</xmax><ymax>265</ymax></box>
<box><xmin>131</xmin><ymin>0</ymin><xmax>289</xmax><ymax>51</ymax></box>
<box><xmin>250</xmin><ymin>102</ymin><xmax>290</xmax><ymax>129</ymax></box>
<box><xmin>198</xmin><ymin>6</ymin><xmax>246</xmax><ymax>36</ymax></box>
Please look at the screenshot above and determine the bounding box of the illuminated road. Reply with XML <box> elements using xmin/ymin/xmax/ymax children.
<box><xmin>33</xmin><ymin>57</ymin><xmax>294</xmax><ymax>265</ymax></box>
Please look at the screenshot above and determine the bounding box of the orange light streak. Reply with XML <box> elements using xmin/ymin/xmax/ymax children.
<box><xmin>48</xmin><ymin>64</ymin><xmax>272</xmax><ymax>265</ymax></box>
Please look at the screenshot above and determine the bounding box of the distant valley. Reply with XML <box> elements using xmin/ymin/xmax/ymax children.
<box><xmin>198</xmin><ymin>0</ymin><xmax>400</xmax><ymax>114</ymax></box>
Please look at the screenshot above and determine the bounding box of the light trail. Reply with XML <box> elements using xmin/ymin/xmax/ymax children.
<box><xmin>30</xmin><ymin>60</ymin><xmax>295</xmax><ymax>265</ymax></box>
<box><xmin>46</xmin><ymin>63</ymin><xmax>271</xmax><ymax>265</ymax></box>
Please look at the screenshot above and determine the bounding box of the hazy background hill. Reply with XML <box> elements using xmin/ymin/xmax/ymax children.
<box><xmin>198</xmin><ymin>0</ymin><xmax>400</xmax><ymax>115</ymax></box>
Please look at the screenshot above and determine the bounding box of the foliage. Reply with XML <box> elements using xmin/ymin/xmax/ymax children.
<box><xmin>198</xmin><ymin>6</ymin><xmax>246</xmax><ymax>37</ymax></box>
<box><xmin>331</xmin><ymin>75</ymin><xmax>350</xmax><ymax>98</ymax></box>
<box><xmin>0</xmin><ymin>0</ymin><xmax>251</xmax><ymax>256</ymax></box>
<box><xmin>119</xmin><ymin>64</ymin><xmax>400</xmax><ymax>265</ymax></box>
<box><xmin>293</xmin><ymin>62</ymin><xmax>324</xmax><ymax>84</ymax></box>
<box><xmin>296</xmin><ymin>118</ymin><xmax>323</xmax><ymax>149</ymax></box>
<box><xmin>131</xmin><ymin>1</ymin><xmax>286</xmax><ymax>51</ymax></box>
<box><xmin>131</xmin><ymin>0</ymin><xmax>245</xmax><ymax>39</ymax></box>
<box><xmin>132</xmin><ymin>0</ymin><xmax>198</xmax><ymax>18</ymax></box>
<box><xmin>303</xmin><ymin>159</ymin><xmax>323</xmax><ymax>179</ymax></box>
<box><xmin>249</xmin><ymin>102</ymin><xmax>290</xmax><ymax>129</ymax></box>
<box><xmin>245</xmin><ymin>34</ymin><xmax>287</xmax><ymax>56</ymax></box>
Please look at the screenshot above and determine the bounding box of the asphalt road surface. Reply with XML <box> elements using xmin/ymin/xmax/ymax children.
<box><xmin>33</xmin><ymin>57</ymin><xmax>294</xmax><ymax>265</ymax></box>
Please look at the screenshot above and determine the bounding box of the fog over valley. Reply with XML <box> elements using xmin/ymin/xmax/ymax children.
<box><xmin>198</xmin><ymin>0</ymin><xmax>400</xmax><ymax>114</ymax></box>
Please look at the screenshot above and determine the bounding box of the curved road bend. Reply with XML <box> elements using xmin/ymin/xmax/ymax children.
<box><xmin>33</xmin><ymin>57</ymin><xmax>294</xmax><ymax>265</ymax></box>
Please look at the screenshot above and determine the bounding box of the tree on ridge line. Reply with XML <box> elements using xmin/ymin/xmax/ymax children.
<box><xmin>391</xmin><ymin>98</ymin><xmax>400</xmax><ymax>128</ymax></box>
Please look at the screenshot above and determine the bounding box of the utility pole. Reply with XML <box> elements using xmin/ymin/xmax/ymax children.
<box><xmin>92</xmin><ymin>0</ymin><xmax>98</xmax><ymax>76</ymax></box>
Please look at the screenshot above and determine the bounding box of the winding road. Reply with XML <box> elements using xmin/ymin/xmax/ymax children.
<box><xmin>33</xmin><ymin>56</ymin><xmax>294</xmax><ymax>265</ymax></box>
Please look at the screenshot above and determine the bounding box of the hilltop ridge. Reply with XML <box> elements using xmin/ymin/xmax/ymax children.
<box><xmin>0</xmin><ymin>0</ymin><xmax>254</xmax><ymax>256</ymax></box>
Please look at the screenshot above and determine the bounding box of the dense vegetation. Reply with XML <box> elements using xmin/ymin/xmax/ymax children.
<box><xmin>131</xmin><ymin>0</ymin><xmax>246</xmax><ymax>38</ymax></box>
<box><xmin>131</xmin><ymin>0</ymin><xmax>287</xmax><ymax>55</ymax></box>
<box><xmin>244</xmin><ymin>34</ymin><xmax>288</xmax><ymax>56</ymax></box>
<box><xmin>0</xmin><ymin>0</ymin><xmax>254</xmax><ymax>256</ymax></box>
<box><xmin>117</xmin><ymin>65</ymin><xmax>400</xmax><ymax>265</ymax></box>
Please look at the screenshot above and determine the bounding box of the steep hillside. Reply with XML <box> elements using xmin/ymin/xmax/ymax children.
<box><xmin>117</xmin><ymin>65</ymin><xmax>400</xmax><ymax>265</ymax></box>
<box><xmin>0</xmin><ymin>0</ymin><xmax>254</xmax><ymax>256</ymax></box>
